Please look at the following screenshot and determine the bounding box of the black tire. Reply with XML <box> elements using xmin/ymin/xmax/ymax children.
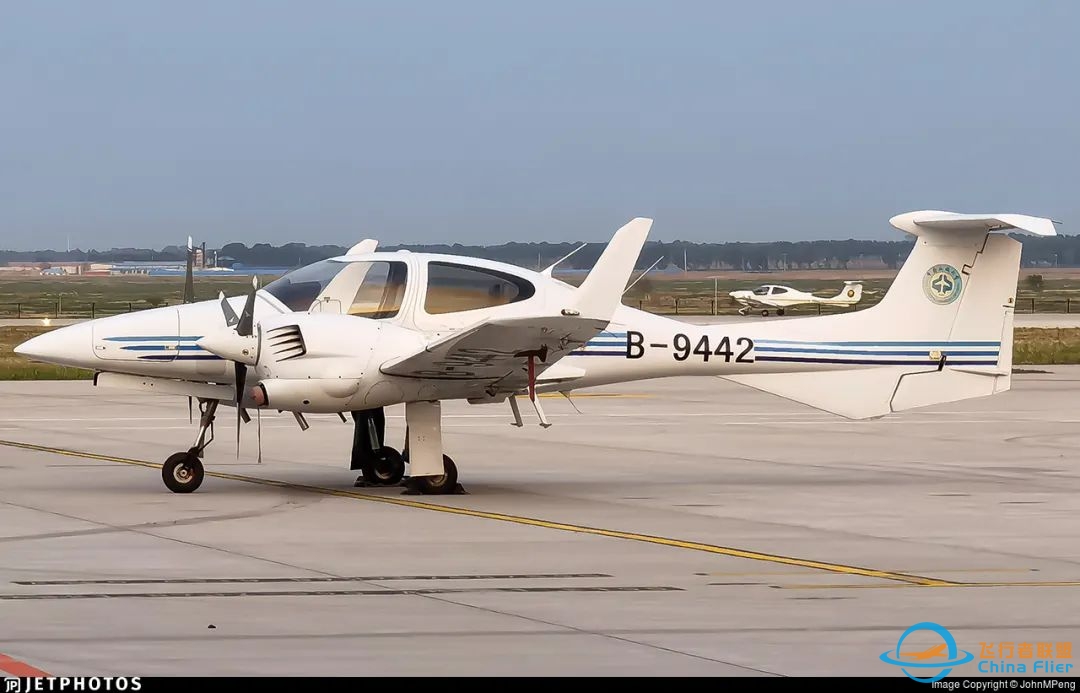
<box><xmin>412</xmin><ymin>455</ymin><xmax>458</xmax><ymax>495</ymax></box>
<box><xmin>761</xmin><ymin>309</ymin><xmax>769</xmax><ymax>317</ymax></box>
<box><xmin>777</xmin><ymin>308</ymin><xmax>785</xmax><ymax>316</ymax></box>
<box><xmin>366</xmin><ymin>447</ymin><xmax>406</xmax><ymax>486</ymax></box>
<box><xmin>163</xmin><ymin>451</ymin><xmax>204</xmax><ymax>493</ymax></box>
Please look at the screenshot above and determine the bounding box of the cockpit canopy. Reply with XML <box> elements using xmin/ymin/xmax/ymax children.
<box><xmin>263</xmin><ymin>256</ymin><xmax>538</xmax><ymax>321</ymax></box>
<box><xmin>751</xmin><ymin>285</ymin><xmax>788</xmax><ymax>296</ymax></box>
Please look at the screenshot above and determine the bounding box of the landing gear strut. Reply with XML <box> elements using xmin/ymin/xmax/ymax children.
<box><xmin>162</xmin><ymin>398</ymin><xmax>217</xmax><ymax>493</ymax></box>
<box><xmin>350</xmin><ymin>408</ymin><xmax>406</xmax><ymax>487</ymax></box>
<box><xmin>401</xmin><ymin>400</ymin><xmax>464</xmax><ymax>495</ymax></box>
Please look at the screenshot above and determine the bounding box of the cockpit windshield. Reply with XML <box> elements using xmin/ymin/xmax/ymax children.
<box><xmin>752</xmin><ymin>286</ymin><xmax>770</xmax><ymax>296</ymax></box>
<box><xmin>263</xmin><ymin>260</ymin><xmax>348</xmax><ymax>312</ymax></box>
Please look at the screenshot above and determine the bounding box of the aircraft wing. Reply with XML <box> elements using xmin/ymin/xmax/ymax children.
<box><xmin>379</xmin><ymin>314</ymin><xmax>606</xmax><ymax>387</ymax></box>
<box><xmin>738</xmin><ymin>296</ymin><xmax>775</xmax><ymax>307</ymax></box>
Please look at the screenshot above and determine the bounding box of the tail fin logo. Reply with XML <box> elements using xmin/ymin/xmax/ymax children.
<box><xmin>923</xmin><ymin>265</ymin><xmax>963</xmax><ymax>305</ymax></box>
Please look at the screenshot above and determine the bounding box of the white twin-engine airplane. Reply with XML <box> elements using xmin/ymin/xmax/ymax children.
<box><xmin>15</xmin><ymin>210</ymin><xmax>1057</xmax><ymax>496</ymax></box>
<box><xmin>729</xmin><ymin>281</ymin><xmax>863</xmax><ymax>316</ymax></box>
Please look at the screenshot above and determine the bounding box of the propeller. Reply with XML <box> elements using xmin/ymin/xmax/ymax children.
<box><xmin>231</xmin><ymin>276</ymin><xmax>258</xmax><ymax>458</ymax></box>
<box><xmin>195</xmin><ymin>276</ymin><xmax>261</xmax><ymax>458</ymax></box>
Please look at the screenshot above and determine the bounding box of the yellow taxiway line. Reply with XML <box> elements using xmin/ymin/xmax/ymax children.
<box><xmin>774</xmin><ymin>581</ymin><xmax>1080</xmax><ymax>589</ymax></box>
<box><xmin>0</xmin><ymin>438</ymin><xmax>981</xmax><ymax>588</ymax></box>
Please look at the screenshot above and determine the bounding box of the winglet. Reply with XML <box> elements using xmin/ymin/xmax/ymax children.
<box><xmin>566</xmin><ymin>218</ymin><xmax>652</xmax><ymax>321</ymax></box>
<box><xmin>347</xmin><ymin>239</ymin><xmax>379</xmax><ymax>255</ymax></box>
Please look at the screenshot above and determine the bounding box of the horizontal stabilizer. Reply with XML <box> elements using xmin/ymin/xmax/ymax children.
<box><xmin>721</xmin><ymin>365</ymin><xmax>1008</xmax><ymax>420</ymax></box>
<box><xmin>890</xmin><ymin>211</ymin><xmax>1058</xmax><ymax>237</ymax></box>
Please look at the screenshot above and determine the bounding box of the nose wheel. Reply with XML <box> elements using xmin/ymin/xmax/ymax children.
<box><xmin>161</xmin><ymin>398</ymin><xmax>218</xmax><ymax>493</ymax></box>
<box><xmin>162</xmin><ymin>450</ymin><xmax>204</xmax><ymax>493</ymax></box>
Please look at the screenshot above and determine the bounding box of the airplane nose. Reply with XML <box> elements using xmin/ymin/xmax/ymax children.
<box><xmin>14</xmin><ymin>321</ymin><xmax>94</xmax><ymax>367</ymax></box>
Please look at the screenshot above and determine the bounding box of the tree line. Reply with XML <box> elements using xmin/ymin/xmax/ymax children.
<box><xmin>3</xmin><ymin>234</ymin><xmax>1078</xmax><ymax>271</ymax></box>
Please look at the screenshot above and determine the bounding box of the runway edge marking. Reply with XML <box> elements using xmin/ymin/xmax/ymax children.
<box><xmin>0</xmin><ymin>439</ymin><xmax>954</xmax><ymax>587</ymax></box>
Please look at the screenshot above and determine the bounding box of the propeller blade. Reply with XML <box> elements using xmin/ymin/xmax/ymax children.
<box><xmin>237</xmin><ymin>276</ymin><xmax>258</xmax><ymax>337</ymax></box>
<box><xmin>256</xmin><ymin>408</ymin><xmax>262</xmax><ymax>464</ymax></box>
<box><xmin>183</xmin><ymin>237</ymin><xmax>195</xmax><ymax>304</ymax></box>
<box><xmin>234</xmin><ymin>362</ymin><xmax>247</xmax><ymax>459</ymax></box>
<box><xmin>188</xmin><ymin>396</ymin><xmax>193</xmax><ymax>424</ymax></box>
<box><xmin>219</xmin><ymin>292</ymin><xmax>240</xmax><ymax>327</ymax></box>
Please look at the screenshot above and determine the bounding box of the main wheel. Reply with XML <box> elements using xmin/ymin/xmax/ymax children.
<box><xmin>365</xmin><ymin>447</ymin><xmax>406</xmax><ymax>486</ymax></box>
<box><xmin>162</xmin><ymin>451</ymin><xmax>204</xmax><ymax>494</ymax></box>
<box><xmin>412</xmin><ymin>455</ymin><xmax>458</xmax><ymax>495</ymax></box>
<box><xmin>761</xmin><ymin>309</ymin><xmax>769</xmax><ymax>317</ymax></box>
<box><xmin>777</xmin><ymin>308</ymin><xmax>785</xmax><ymax>316</ymax></box>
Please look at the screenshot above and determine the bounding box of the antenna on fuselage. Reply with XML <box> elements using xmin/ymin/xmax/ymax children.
<box><xmin>541</xmin><ymin>243</ymin><xmax>588</xmax><ymax>277</ymax></box>
<box><xmin>622</xmin><ymin>255</ymin><xmax>664</xmax><ymax>295</ymax></box>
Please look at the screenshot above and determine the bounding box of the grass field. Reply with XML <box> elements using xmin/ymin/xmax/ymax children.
<box><xmin>0</xmin><ymin>275</ymin><xmax>274</xmax><ymax>319</ymax></box>
<box><xmin>3</xmin><ymin>267</ymin><xmax>1080</xmax><ymax>319</ymax></box>
<box><xmin>3</xmin><ymin>325</ymin><xmax>1079</xmax><ymax>381</ymax></box>
<box><xmin>0</xmin><ymin>326</ymin><xmax>94</xmax><ymax>380</ymax></box>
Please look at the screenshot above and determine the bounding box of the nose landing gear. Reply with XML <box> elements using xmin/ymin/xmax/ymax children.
<box><xmin>162</xmin><ymin>398</ymin><xmax>218</xmax><ymax>493</ymax></box>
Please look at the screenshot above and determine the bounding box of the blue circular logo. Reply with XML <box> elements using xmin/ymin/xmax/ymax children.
<box><xmin>923</xmin><ymin>265</ymin><xmax>963</xmax><ymax>305</ymax></box>
<box><xmin>879</xmin><ymin>622</ymin><xmax>974</xmax><ymax>683</ymax></box>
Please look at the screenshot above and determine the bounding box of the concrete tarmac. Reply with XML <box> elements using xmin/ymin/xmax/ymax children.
<box><xmin>0</xmin><ymin>372</ymin><xmax>1078</xmax><ymax>677</ymax></box>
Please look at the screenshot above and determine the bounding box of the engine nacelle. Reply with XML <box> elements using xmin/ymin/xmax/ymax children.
<box><xmin>250</xmin><ymin>377</ymin><xmax>364</xmax><ymax>413</ymax></box>
<box><xmin>247</xmin><ymin>311</ymin><xmax>426</xmax><ymax>413</ymax></box>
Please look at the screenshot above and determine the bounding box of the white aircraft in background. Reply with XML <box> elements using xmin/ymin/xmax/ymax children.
<box><xmin>729</xmin><ymin>281</ymin><xmax>863</xmax><ymax>316</ymax></box>
<box><xmin>15</xmin><ymin>210</ymin><xmax>1057</xmax><ymax>495</ymax></box>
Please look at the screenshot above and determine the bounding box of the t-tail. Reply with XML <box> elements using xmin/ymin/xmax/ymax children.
<box><xmin>829</xmin><ymin>281</ymin><xmax>862</xmax><ymax>304</ymax></box>
<box><xmin>718</xmin><ymin>211</ymin><xmax>1058</xmax><ymax>419</ymax></box>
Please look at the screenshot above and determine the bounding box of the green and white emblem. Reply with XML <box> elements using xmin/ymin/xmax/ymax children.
<box><xmin>923</xmin><ymin>264</ymin><xmax>963</xmax><ymax>305</ymax></box>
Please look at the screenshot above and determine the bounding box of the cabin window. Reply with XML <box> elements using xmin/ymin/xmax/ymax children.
<box><xmin>752</xmin><ymin>286</ymin><xmax>769</xmax><ymax>296</ymax></box>
<box><xmin>264</xmin><ymin>260</ymin><xmax>348</xmax><ymax>312</ymax></box>
<box><xmin>772</xmin><ymin>287</ymin><xmax>788</xmax><ymax>294</ymax></box>
<box><xmin>424</xmin><ymin>262</ymin><xmax>535</xmax><ymax>315</ymax></box>
<box><xmin>347</xmin><ymin>261</ymin><xmax>408</xmax><ymax>319</ymax></box>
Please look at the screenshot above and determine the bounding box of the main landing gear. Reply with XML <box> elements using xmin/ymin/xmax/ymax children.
<box><xmin>350</xmin><ymin>408</ymin><xmax>406</xmax><ymax>487</ymax></box>
<box><xmin>162</xmin><ymin>398</ymin><xmax>217</xmax><ymax>493</ymax></box>
<box><xmin>349</xmin><ymin>406</ymin><xmax>462</xmax><ymax>495</ymax></box>
<box><xmin>160</xmin><ymin>399</ymin><xmax>461</xmax><ymax>496</ymax></box>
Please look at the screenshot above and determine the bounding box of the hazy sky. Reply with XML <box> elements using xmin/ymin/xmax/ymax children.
<box><xmin>2</xmin><ymin>1</ymin><xmax>1076</xmax><ymax>251</ymax></box>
